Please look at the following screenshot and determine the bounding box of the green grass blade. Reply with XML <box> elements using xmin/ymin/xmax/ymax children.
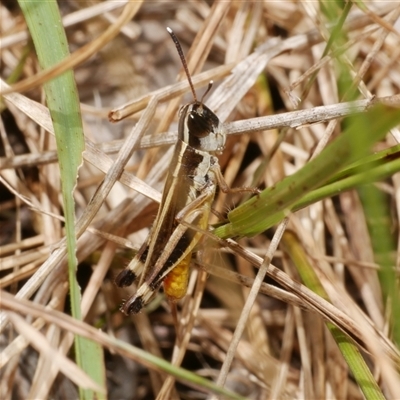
<box><xmin>259</xmin><ymin>145</ymin><xmax>400</xmax><ymax>229</ymax></box>
<box><xmin>296</xmin><ymin>149</ymin><xmax>400</xmax><ymax>208</ymax></box>
<box><xmin>282</xmin><ymin>231</ymin><xmax>386</xmax><ymax>400</ymax></box>
<box><xmin>214</xmin><ymin>104</ymin><xmax>400</xmax><ymax>239</ymax></box>
<box><xmin>300</xmin><ymin>1</ymin><xmax>352</xmax><ymax>102</ymax></box>
<box><xmin>17</xmin><ymin>1</ymin><xmax>105</xmax><ymax>398</ymax></box>
<box><xmin>358</xmin><ymin>183</ymin><xmax>400</xmax><ymax>347</ymax></box>
<box><xmin>215</xmin><ymin>148</ymin><xmax>400</xmax><ymax>236</ymax></box>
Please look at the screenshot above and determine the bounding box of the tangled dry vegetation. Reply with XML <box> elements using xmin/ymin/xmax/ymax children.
<box><xmin>1</xmin><ymin>1</ymin><xmax>400</xmax><ymax>399</ymax></box>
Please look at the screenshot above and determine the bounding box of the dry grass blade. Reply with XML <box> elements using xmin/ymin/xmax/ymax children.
<box><xmin>0</xmin><ymin>1</ymin><xmax>129</xmax><ymax>49</ymax></box>
<box><xmin>215</xmin><ymin>219</ymin><xmax>289</xmax><ymax>390</ymax></box>
<box><xmin>6</xmin><ymin>312</ymin><xmax>104</xmax><ymax>393</ymax></box>
<box><xmin>1</xmin><ymin>79</ymin><xmax>161</xmax><ymax>202</ymax></box>
<box><xmin>0</xmin><ymin>291</ymin><xmax>244</xmax><ymax>400</ymax></box>
<box><xmin>109</xmin><ymin>63</ymin><xmax>234</xmax><ymax>121</ymax></box>
<box><xmin>1</xmin><ymin>1</ymin><xmax>142</xmax><ymax>95</ymax></box>
<box><xmin>1</xmin><ymin>1</ymin><xmax>400</xmax><ymax>399</ymax></box>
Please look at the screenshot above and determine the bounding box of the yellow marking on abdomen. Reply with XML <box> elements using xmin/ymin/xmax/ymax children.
<box><xmin>163</xmin><ymin>200</ymin><xmax>211</xmax><ymax>302</ymax></box>
<box><xmin>163</xmin><ymin>252</ymin><xmax>192</xmax><ymax>301</ymax></box>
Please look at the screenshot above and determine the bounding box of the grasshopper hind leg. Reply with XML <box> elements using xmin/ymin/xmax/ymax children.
<box><xmin>120</xmin><ymin>295</ymin><xmax>145</xmax><ymax>315</ymax></box>
<box><xmin>120</xmin><ymin>282</ymin><xmax>160</xmax><ymax>315</ymax></box>
<box><xmin>115</xmin><ymin>241</ymin><xmax>149</xmax><ymax>287</ymax></box>
<box><xmin>119</xmin><ymin>253</ymin><xmax>192</xmax><ymax>315</ymax></box>
<box><xmin>115</xmin><ymin>269</ymin><xmax>136</xmax><ymax>287</ymax></box>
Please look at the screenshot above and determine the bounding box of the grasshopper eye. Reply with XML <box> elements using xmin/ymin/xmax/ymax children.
<box><xmin>188</xmin><ymin>103</ymin><xmax>220</xmax><ymax>137</ymax></box>
<box><xmin>180</xmin><ymin>102</ymin><xmax>225</xmax><ymax>152</ymax></box>
<box><xmin>187</xmin><ymin>108</ymin><xmax>213</xmax><ymax>138</ymax></box>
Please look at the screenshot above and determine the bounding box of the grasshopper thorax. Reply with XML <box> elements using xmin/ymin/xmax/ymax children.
<box><xmin>179</xmin><ymin>101</ymin><xmax>226</xmax><ymax>154</ymax></box>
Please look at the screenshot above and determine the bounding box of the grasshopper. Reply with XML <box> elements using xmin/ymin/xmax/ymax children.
<box><xmin>116</xmin><ymin>28</ymin><xmax>253</xmax><ymax>315</ymax></box>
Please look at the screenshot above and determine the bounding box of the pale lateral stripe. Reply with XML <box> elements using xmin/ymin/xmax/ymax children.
<box><xmin>137</xmin><ymin>141</ymin><xmax>189</xmax><ymax>286</ymax></box>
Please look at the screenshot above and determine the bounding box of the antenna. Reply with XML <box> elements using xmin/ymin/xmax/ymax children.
<box><xmin>166</xmin><ymin>27</ymin><xmax>197</xmax><ymax>102</ymax></box>
<box><xmin>201</xmin><ymin>80</ymin><xmax>213</xmax><ymax>103</ymax></box>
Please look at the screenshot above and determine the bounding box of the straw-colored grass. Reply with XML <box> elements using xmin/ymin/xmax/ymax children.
<box><xmin>1</xmin><ymin>1</ymin><xmax>400</xmax><ymax>399</ymax></box>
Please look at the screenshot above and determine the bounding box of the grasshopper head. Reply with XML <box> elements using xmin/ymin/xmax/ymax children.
<box><xmin>179</xmin><ymin>101</ymin><xmax>226</xmax><ymax>154</ymax></box>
